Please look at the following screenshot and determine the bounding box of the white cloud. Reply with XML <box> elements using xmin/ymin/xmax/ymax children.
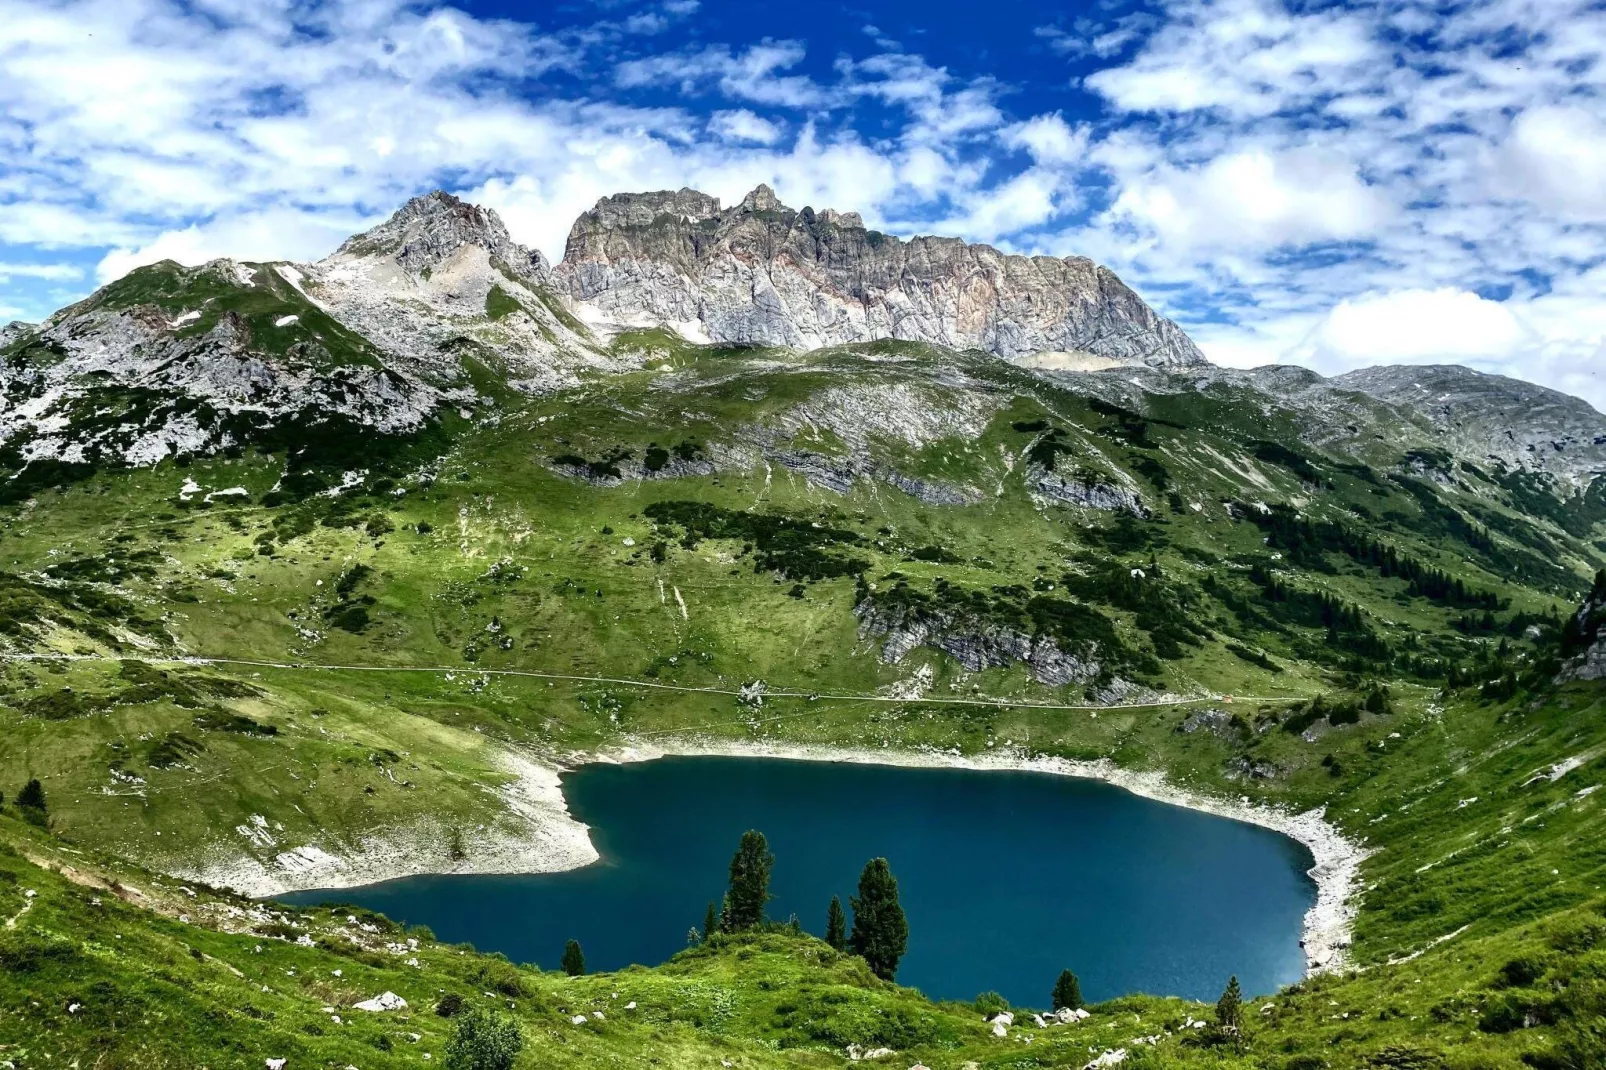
<box><xmin>1006</xmin><ymin>114</ymin><xmax>1088</xmax><ymax>167</ymax></box>
<box><xmin>1313</xmin><ymin>288</ymin><xmax>1533</xmax><ymax>367</ymax></box>
<box><xmin>95</xmin><ymin>208</ymin><xmax>370</xmax><ymax>283</ymax></box>
<box><xmin>708</xmin><ymin>109</ymin><xmax>783</xmax><ymax>145</ymax></box>
<box><xmin>0</xmin><ymin>261</ymin><xmax>84</xmax><ymax>282</ymax></box>
<box><xmin>614</xmin><ymin>40</ymin><xmax>826</xmax><ymax>107</ymax></box>
<box><xmin>1083</xmin><ymin>0</ymin><xmax>1378</xmax><ymax>117</ymax></box>
<box><xmin>1496</xmin><ymin>105</ymin><xmax>1606</xmax><ymax>221</ymax></box>
<box><xmin>1104</xmin><ymin>147</ymin><xmax>1393</xmax><ymax>252</ymax></box>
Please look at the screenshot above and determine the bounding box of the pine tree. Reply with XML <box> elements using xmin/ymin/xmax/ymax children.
<box><xmin>1215</xmin><ymin>975</ymin><xmax>1244</xmax><ymax>1051</ymax></box>
<box><xmin>561</xmin><ymin>939</ymin><xmax>585</xmax><ymax>977</ymax></box>
<box><xmin>849</xmin><ymin>857</ymin><xmax>908</xmax><ymax>981</ymax></box>
<box><xmin>1052</xmin><ymin>969</ymin><xmax>1083</xmax><ymax>1011</ymax></box>
<box><xmin>16</xmin><ymin>779</ymin><xmax>45</xmax><ymax>812</ymax></box>
<box><xmin>825</xmin><ymin>895</ymin><xmax>848</xmax><ymax>951</ymax></box>
<box><xmin>443</xmin><ymin>1006</ymin><xmax>523</xmax><ymax>1070</ymax></box>
<box><xmin>718</xmin><ymin>893</ymin><xmax>732</xmax><ymax>933</ymax></box>
<box><xmin>725</xmin><ymin>829</ymin><xmax>773</xmax><ymax>931</ymax></box>
<box><xmin>703</xmin><ymin>901</ymin><xmax>719</xmax><ymax>943</ymax></box>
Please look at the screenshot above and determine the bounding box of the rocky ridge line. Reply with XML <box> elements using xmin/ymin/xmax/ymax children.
<box><xmin>554</xmin><ymin>184</ymin><xmax>1207</xmax><ymax>369</ymax></box>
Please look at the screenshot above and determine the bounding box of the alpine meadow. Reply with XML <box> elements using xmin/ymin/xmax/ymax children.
<box><xmin>1</xmin><ymin>91</ymin><xmax>1606</xmax><ymax>1070</ymax></box>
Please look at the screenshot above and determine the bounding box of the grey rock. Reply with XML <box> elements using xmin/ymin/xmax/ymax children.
<box><xmin>855</xmin><ymin>600</ymin><xmax>1108</xmax><ymax>689</ymax></box>
<box><xmin>338</xmin><ymin>191</ymin><xmax>551</xmax><ymax>285</ymax></box>
<box><xmin>1026</xmin><ymin>463</ymin><xmax>1147</xmax><ymax>516</ymax></box>
<box><xmin>555</xmin><ymin>184</ymin><xmax>1205</xmax><ymax>368</ymax></box>
<box><xmin>1</xmin><ymin>321</ymin><xmax>34</xmax><ymax>349</ymax></box>
<box><xmin>1332</xmin><ymin>364</ymin><xmax>1606</xmax><ymax>480</ymax></box>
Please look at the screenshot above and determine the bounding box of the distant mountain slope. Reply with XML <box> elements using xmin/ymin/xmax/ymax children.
<box><xmin>1334</xmin><ymin>364</ymin><xmax>1606</xmax><ymax>477</ymax></box>
<box><xmin>555</xmin><ymin>184</ymin><xmax>1207</xmax><ymax>367</ymax></box>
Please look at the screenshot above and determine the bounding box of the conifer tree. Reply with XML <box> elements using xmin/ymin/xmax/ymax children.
<box><xmin>17</xmin><ymin>779</ymin><xmax>45</xmax><ymax>812</ymax></box>
<box><xmin>825</xmin><ymin>895</ymin><xmax>848</xmax><ymax>951</ymax></box>
<box><xmin>704</xmin><ymin>901</ymin><xmax>719</xmax><ymax>943</ymax></box>
<box><xmin>1215</xmin><ymin>975</ymin><xmax>1244</xmax><ymax>1051</ymax></box>
<box><xmin>725</xmin><ymin>829</ymin><xmax>773</xmax><ymax>931</ymax></box>
<box><xmin>849</xmin><ymin>858</ymin><xmax>908</xmax><ymax>981</ymax></box>
<box><xmin>561</xmin><ymin>939</ymin><xmax>585</xmax><ymax>977</ymax></box>
<box><xmin>1052</xmin><ymin>969</ymin><xmax>1083</xmax><ymax>1011</ymax></box>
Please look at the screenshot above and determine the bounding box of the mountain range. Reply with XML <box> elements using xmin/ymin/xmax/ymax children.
<box><xmin>3</xmin><ymin>185</ymin><xmax>1606</xmax><ymax>1070</ymax></box>
<box><xmin>6</xmin><ymin>186</ymin><xmax>1604</xmax><ymax>488</ymax></box>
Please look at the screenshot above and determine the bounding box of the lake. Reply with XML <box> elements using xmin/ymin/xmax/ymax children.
<box><xmin>281</xmin><ymin>756</ymin><xmax>1316</xmax><ymax>1005</ymax></box>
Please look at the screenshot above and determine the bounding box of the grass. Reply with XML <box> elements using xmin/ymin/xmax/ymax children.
<box><xmin>1</xmin><ymin>340</ymin><xmax>1604</xmax><ymax>1066</ymax></box>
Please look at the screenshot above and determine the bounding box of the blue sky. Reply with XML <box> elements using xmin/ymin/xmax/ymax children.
<box><xmin>2</xmin><ymin>0</ymin><xmax>1604</xmax><ymax>404</ymax></box>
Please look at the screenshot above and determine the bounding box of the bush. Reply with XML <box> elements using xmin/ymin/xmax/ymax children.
<box><xmin>444</xmin><ymin>1006</ymin><xmax>523</xmax><ymax>1070</ymax></box>
<box><xmin>973</xmin><ymin>991</ymin><xmax>1009</xmax><ymax>1017</ymax></box>
<box><xmin>1495</xmin><ymin>954</ymin><xmax>1549</xmax><ymax>988</ymax></box>
<box><xmin>436</xmin><ymin>993</ymin><xmax>465</xmax><ymax>1018</ymax></box>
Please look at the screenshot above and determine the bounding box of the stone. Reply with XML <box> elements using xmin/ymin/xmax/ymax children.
<box><xmin>556</xmin><ymin>186</ymin><xmax>1205</xmax><ymax>369</ymax></box>
<box><xmin>352</xmin><ymin>991</ymin><xmax>407</xmax><ymax>1012</ymax></box>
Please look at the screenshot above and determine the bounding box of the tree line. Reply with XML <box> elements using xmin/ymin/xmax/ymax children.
<box><xmin>1240</xmin><ymin>502</ymin><xmax>1506</xmax><ymax>610</ymax></box>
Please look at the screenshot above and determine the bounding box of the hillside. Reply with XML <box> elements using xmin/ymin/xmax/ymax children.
<box><xmin>1</xmin><ymin>189</ymin><xmax>1604</xmax><ymax>1069</ymax></box>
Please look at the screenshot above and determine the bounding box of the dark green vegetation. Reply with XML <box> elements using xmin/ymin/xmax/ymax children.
<box><xmin>2</xmin><ymin>335</ymin><xmax>1605</xmax><ymax>1066</ymax></box>
<box><xmin>848</xmin><ymin>857</ymin><xmax>909</xmax><ymax>982</ymax></box>
<box><xmin>724</xmin><ymin>830</ymin><xmax>775</xmax><ymax>932</ymax></box>
<box><xmin>1053</xmin><ymin>969</ymin><xmax>1083</xmax><ymax>1012</ymax></box>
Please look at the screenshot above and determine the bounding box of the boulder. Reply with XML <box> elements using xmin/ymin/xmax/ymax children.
<box><xmin>352</xmin><ymin>991</ymin><xmax>407</xmax><ymax>1012</ymax></box>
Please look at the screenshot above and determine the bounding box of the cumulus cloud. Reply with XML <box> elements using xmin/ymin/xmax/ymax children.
<box><xmin>708</xmin><ymin>109</ymin><xmax>783</xmax><ymax>145</ymax></box>
<box><xmin>94</xmin><ymin>208</ymin><xmax>371</xmax><ymax>284</ymax></box>
<box><xmin>1312</xmin><ymin>288</ymin><xmax>1533</xmax><ymax>367</ymax></box>
<box><xmin>1083</xmin><ymin>0</ymin><xmax>1378</xmax><ymax>117</ymax></box>
<box><xmin>1104</xmin><ymin>147</ymin><xmax>1393</xmax><ymax>252</ymax></box>
<box><xmin>1496</xmin><ymin>105</ymin><xmax>1606</xmax><ymax>222</ymax></box>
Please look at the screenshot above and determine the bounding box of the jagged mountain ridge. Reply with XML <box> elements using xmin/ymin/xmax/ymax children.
<box><xmin>555</xmin><ymin>184</ymin><xmax>1207</xmax><ymax>368</ymax></box>
<box><xmin>3</xmin><ymin>186</ymin><xmax>1605</xmax><ymax>500</ymax></box>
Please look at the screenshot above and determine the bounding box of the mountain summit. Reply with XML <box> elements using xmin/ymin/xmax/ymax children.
<box><xmin>553</xmin><ymin>184</ymin><xmax>1207</xmax><ymax>368</ymax></box>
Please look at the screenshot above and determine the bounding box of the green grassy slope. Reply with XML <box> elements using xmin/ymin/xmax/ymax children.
<box><xmin>2</xmin><ymin>340</ymin><xmax>1604</xmax><ymax>1066</ymax></box>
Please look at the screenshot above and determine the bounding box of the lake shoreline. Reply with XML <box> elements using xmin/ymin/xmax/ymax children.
<box><xmin>224</xmin><ymin>736</ymin><xmax>1366</xmax><ymax>976</ymax></box>
<box><xmin>600</xmin><ymin>738</ymin><xmax>1369</xmax><ymax>975</ymax></box>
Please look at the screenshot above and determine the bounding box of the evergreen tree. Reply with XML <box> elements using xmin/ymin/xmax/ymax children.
<box><xmin>849</xmin><ymin>858</ymin><xmax>908</xmax><ymax>981</ymax></box>
<box><xmin>443</xmin><ymin>1006</ymin><xmax>523</xmax><ymax>1070</ymax></box>
<box><xmin>561</xmin><ymin>939</ymin><xmax>585</xmax><ymax>977</ymax></box>
<box><xmin>718</xmin><ymin>893</ymin><xmax>732</xmax><ymax>934</ymax></box>
<box><xmin>704</xmin><ymin>901</ymin><xmax>719</xmax><ymax>943</ymax></box>
<box><xmin>1215</xmin><ymin>975</ymin><xmax>1244</xmax><ymax>1051</ymax></box>
<box><xmin>17</xmin><ymin>779</ymin><xmax>45</xmax><ymax>812</ymax></box>
<box><xmin>725</xmin><ymin>829</ymin><xmax>774</xmax><ymax>931</ymax></box>
<box><xmin>825</xmin><ymin>894</ymin><xmax>848</xmax><ymax>951</ymax></box>
<box><xmin>1052</xmin><ymin>969</ymin><xmax>1083</xmax><ymax>1011</ymax></box>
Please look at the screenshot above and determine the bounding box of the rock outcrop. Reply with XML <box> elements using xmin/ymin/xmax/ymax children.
<box><xmin>1559</xmin><ymin>572</ymin><xmax>1606</xmax><ymax>682</ymax></box>
<box><xmin>555</xmin><ymin>184</ymin><xmax>1206</xmax><ymax>368</ymax></box>
<box><xmin>856</xmin><ymin>599</ymin><xmax>1105</xmax><ymax>689</ymax></box>
<box><xmin>1332</xmin><ymin>364</ymin><xmax>1606</xmax><ymax>481</ymax></box>
<box><xmin>336</xmin><ymin>191</ymin><xmax>550</xmax><ymax>285</ymax></box>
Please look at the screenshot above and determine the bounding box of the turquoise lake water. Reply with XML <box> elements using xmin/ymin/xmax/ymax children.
<box><xmin>282</xmin><ymin>756</ymin><xmax>1315</xmax><ymax>1005</ymax></box>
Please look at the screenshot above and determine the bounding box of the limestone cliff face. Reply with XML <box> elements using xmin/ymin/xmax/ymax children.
<box><xmin>554</xmin><ymin>185</ymin><xmax>1207</xmax><ymax>369</ymax></box>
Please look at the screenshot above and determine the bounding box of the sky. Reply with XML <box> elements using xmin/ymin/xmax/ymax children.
<box><xmin>1</xmin><ymin>0</ymin><xmax>1604</xmax><ymax>406</ymax></box>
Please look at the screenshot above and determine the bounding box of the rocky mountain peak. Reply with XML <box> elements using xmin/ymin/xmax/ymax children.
<box><xmin>554</xmin><ymin>184</ymin><xmax>1207</xmax><ymax>368</ymax></box>
<box><xmin>337</xmin><ymin>190</ymin><xmax>550</xmax><ymax>282</ymax></box>
<box><xmin>579</xmin><ymin>188</ymin><xmax>723</xmax><ymax>232</ymax></box>
<box><xmin>738</xmin><ymin>183</ymin><xmax>781</xmax><ymax>212</ymax></box>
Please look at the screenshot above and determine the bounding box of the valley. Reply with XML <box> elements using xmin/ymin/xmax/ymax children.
<box><xmin>1</xmin><ymin>188</ymin><xmax>1604</xmax><ymax>1069</ymax></box>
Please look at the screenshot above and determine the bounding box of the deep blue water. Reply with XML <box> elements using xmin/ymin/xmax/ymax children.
<box><xmin>281</xmin><ymin>756</ymin><xmax>1315</xmax><ymax>1005</ymax></box>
